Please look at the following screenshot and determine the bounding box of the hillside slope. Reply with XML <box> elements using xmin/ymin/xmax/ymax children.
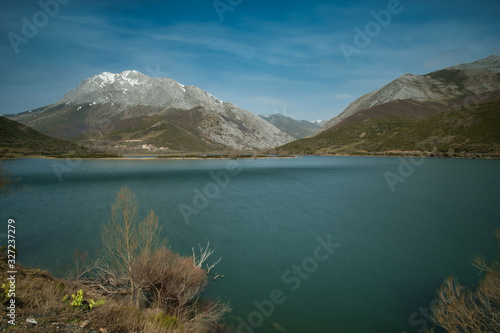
<box><xmin>0</xmin><ymin>116</ymin><xmax>107</xmax><ymax>158</ymax></box>
<box><xmin>281</xmin><ymin>100</ymin><xmax>500</xmax><ymax>157</ymax></box>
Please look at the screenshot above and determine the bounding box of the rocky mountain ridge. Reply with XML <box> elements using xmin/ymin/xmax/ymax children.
<box><xmin>8</xmin><ymin>71</ymin><xmax>294</xmax><ymax>150</ymax></box>
<box><xmin>323</xmin><ymin>55</ymin><xmax>500</xmax><ymax>130</ymax></box>
<box><xmin>59</xmin><ymin>70</ymin><xmax>226</xmax><ymax>111</ymax></box>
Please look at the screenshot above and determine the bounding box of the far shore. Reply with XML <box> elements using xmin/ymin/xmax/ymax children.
<box><xmin>4</xmin><ymin>152</ymin><xmax>500</xmax><ymax>160</ymax></box>
<box><xmin>7</xmin><ymin>154</ymin><xmax>299</xmax><ymax>160</ymax></box>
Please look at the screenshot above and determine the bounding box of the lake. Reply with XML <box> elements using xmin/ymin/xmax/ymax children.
<box><xmin>1</xmin><ymin>156</ymin><xmax>499</xmax><ymax>332</ymax></box>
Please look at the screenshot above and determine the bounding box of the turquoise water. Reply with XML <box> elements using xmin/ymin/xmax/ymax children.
<box><xmin>1</xmin><ymin>157</ymin><xmax>499</xmax><ymax>332</ymax></box>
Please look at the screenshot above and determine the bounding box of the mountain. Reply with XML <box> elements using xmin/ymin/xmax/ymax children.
<box><xmin>282</xmin><ymin>100</ymin><xmax>500</xmax><ymax>157</ymax></box>
<box><xmin>7</xmin><ymin>71</ymin><xmax>293</xmax><ymax>151</ymax></box>
<box><xmin>322</xmin><ymin>55</ymin><xmax>500</xmax><ymax>131</ymax></box>
<box><xmin>0</xmin><ymin>116</ymin><xmax>108</xmax><ymax>158</ymax></box>
<box><xmin>311</xmin><ymin>120</ymin><xmax>327</xmax><ymax>127</ymax></box>
<box><xmin>280</xmin><ymin>55</ymin><xmax>500</xmax><ymax>157</ymax></box>
<box><xmin>258</xmin><ymin>114</ymin><xmax>321</xmax><ymax>139</ymax></box>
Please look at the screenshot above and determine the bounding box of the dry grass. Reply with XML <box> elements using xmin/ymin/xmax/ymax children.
<box><xmin>1</xmin><ymin>256</ymin><xmax>228</xmax><ymax>333</ymax></box>
<box><xmin>0</xmin><ymin>257</ymin><xmax>88</xmax><ymax>332</ymax></box>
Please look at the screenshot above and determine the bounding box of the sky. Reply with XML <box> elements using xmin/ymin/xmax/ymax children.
<box><xmin>1</xmin><ymin>0</ymin><xmax>500</xmax><ymax>121</ymax></box>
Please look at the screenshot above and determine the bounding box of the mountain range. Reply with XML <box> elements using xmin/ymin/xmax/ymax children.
<box><xmin>4</xmin><ymin>56</ymin><xmax>500</xmax><ymax>157</ymax></box>
<box><xmin>7</xmin><ymin>71</ymin><xmax>293</xmax><ymax>151</ymax></box>
<box><xmin>281</xmin><ymin>55</ymin><xmax>500</xmax><ymax>157</ymax></box>
<box><xmin>258</xmin><ymin>114</ymin><xmax>321</xmax><ymax>139</ymax></box>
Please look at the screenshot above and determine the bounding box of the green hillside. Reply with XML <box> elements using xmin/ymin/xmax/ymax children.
<box><xmin>0</xmin><ymin>116</ymin><xmax>114</xmax><ymax>158</ymax></box>
<box><xmin>280</xmin><ymin>101</ymin><xmax>500</xmax><ymax>157</ymax></box>
<box><xmin>280</xmin><ymin>115</ymin><xmax>415</xmax><ymax>154</ymax></box>
<box><xmin>360</xmin><ymin>101</ymin><xmax>500</xmax><ymax>154</ymax></box>
<box><xmin>72</xmin><ymin>109</ymin><xmax>226</xmax><ymax>152</ymax></box>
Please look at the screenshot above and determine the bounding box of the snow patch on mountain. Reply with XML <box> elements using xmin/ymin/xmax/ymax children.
<box><xmin>53</xmin><ymin>70</ymin><xmax>294</xmax><ymax>149</ymax></box>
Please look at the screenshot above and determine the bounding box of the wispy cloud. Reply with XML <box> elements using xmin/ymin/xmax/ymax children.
<box><xmin>0</xmin><ymin>0</ymin><xmax>499</xmax><ymax>119</ymax></box>
<box><xmin>334</xmin><ymin>94</ymin><xmax>355</xmax><ymax>100</ymax></box>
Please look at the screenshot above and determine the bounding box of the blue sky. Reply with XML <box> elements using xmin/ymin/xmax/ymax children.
<box><xmin>1</xmin><ymin>0</ymin><xmax>500</xmax><ymax>121</ymax></box>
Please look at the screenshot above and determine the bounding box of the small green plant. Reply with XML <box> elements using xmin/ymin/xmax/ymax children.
<box><xmin>63</xmin><ymin>290</ymin><xmax>105</xmax><ymax>310</ymax></box>
<box><xmin>1</xmin><ymin>277</ymin><xmax>11</xmax><ymax>303</ymax></box>
<box><xmin>63</xmin><ymin>289</ymin><xmax>85</xmax><ymax>307</ymax></box>
<box><xmin>71</xmin><ymin>289</ymin><xmax>84</xmax><ymax>307</ymax></box>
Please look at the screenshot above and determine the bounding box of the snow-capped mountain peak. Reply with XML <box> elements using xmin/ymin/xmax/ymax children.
<box><xmin>85</xmin><ymin>70</ymin><xmax>149</xmax><ymax>90</ymax></box>
<box><xmin>24</xmin><ymin>70</ymin><xmax>295</xmax><ymax>150</ymax></box>
<box><xmin>59</xmin><ymin>70</ymin><xmax>226</xmax><ymax>109</ymax></box>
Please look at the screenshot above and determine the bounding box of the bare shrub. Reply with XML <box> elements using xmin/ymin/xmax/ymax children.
<box><xmin>132</xmin><ymin>248</ymin><xmax>207</xmax><ymax>310</ymax></box>
<box><xmin>430</xmin><ymin>229</ymin><xmax>500</xmax><ymax>332</ymax></box>
<box><xmin>64</xmin><ymin>186</ymin><xmax>230</xmax><ymax>332</ymax></box>
<box><xmin>101</xmin><ymin>185</ymin><xmax>163</xmax><ymax>301</ymax></box>
<box><xmin>181</xmin><ymin>299</ymin><xmax>231</xmax><ymax>333</ymax></box>
<box><xmin>192</xmin><ymin>240</ymin><xmax>222</xmax><ymax>276</ymax></box>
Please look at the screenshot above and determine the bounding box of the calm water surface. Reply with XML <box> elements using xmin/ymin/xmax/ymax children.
<box><xmin>1</xmin><ymin>157</ymin><xmax>499</xmax><ymax>332</ymax></box>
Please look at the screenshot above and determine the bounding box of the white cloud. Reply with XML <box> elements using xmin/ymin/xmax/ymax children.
<box><xmin>334</xmin><ymin>94</ymin><xmax>354</xmax><ymax>100</ymax></box>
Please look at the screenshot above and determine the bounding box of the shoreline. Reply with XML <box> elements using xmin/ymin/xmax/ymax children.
<box><xmin>5</xmin><ymin>154</ymin><xmax>299</xmax><ymax>161</ymax></box>
<box><xmin>4</xmin><ymin>152</ymin><xmax>499</xmax><ymax>161</ymax></box>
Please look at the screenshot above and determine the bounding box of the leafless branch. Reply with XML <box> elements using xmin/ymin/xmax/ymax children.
<box><xmin>192</xmin><ymin>239</ymin><xmax>222</xmax><ymax>275</ymax></box>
